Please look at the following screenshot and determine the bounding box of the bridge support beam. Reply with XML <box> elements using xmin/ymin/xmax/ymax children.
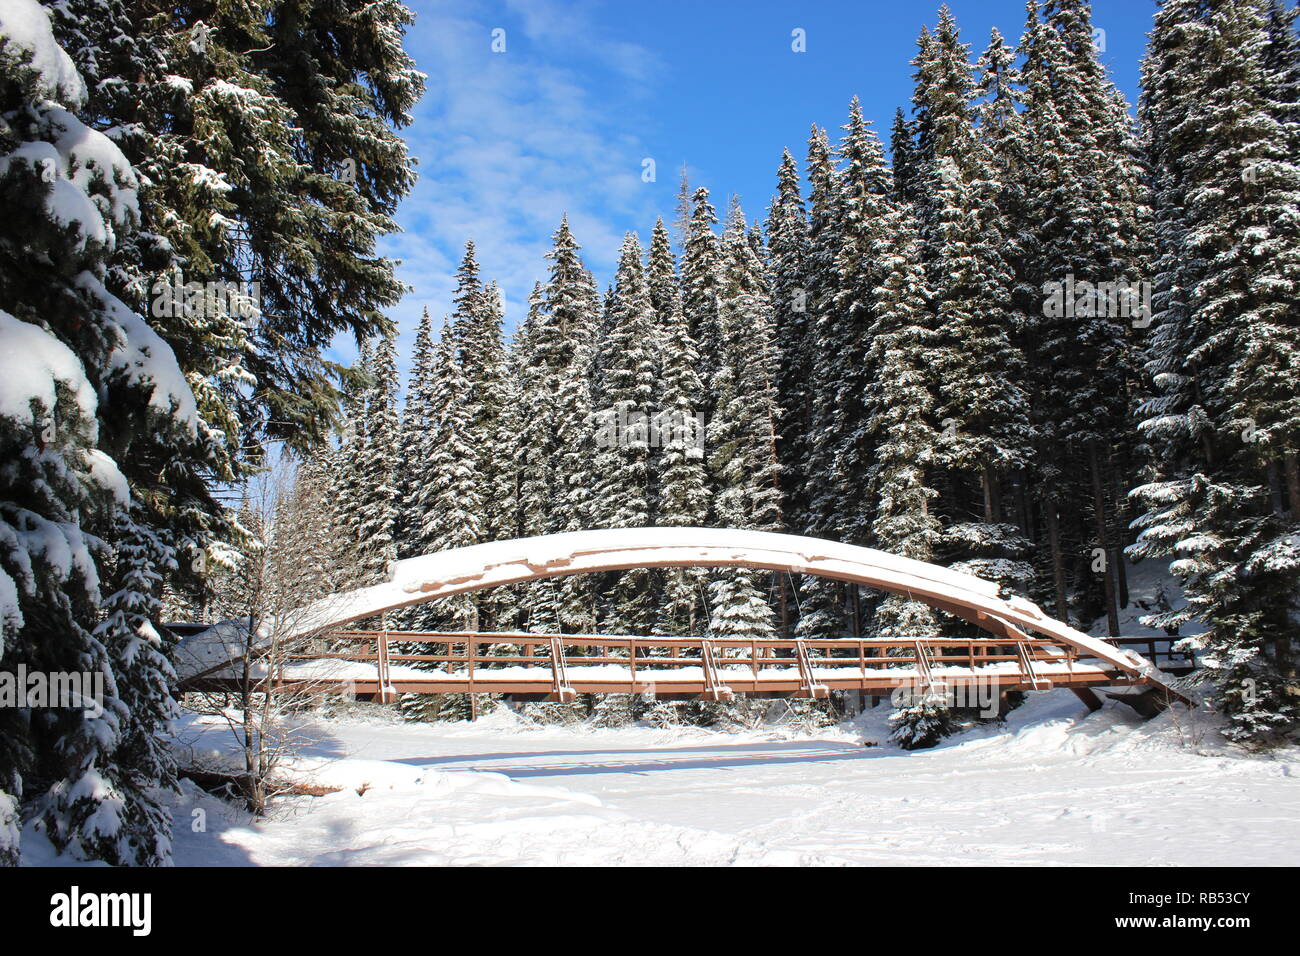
<box><xmin>1071</xmin><ymin>687</ymin><xmax>1104</xmax><ymax>712</ymax></box>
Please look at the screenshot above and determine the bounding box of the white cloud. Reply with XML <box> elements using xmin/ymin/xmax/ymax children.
<box><xmin>360</xmin><ymin>0</ymin><xmax>672</xmax><ymax>383</ymax></box>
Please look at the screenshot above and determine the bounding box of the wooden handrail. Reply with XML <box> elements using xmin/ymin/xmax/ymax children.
<box><xmin>296</xmin><ymin>631</ymin><xmax>1192</xmax><ymax>675</ymax></box>
<box><xmin>190</xmin><ymin>630</ymin><xmax>1191</xmax><ymax>709</ymax></box>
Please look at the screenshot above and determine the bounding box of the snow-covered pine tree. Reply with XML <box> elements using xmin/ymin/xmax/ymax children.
<box><xmin>394</xmin><ymin>307</ymin><xmax>436</xmax><ymax>559</ymax></box>
<box><xmin>50</xmin><ymin>0</ymin><xmax>418</xmax><ymax>460</ymax></box>
<box><xmin>795</xmin><ymin>124</ymin><xmax>849</xmax><ymax>640</ymax></box>
<box><xmin>765</xmin><ymin>149</ymin><xmax>812</xmax><ymax>540</ymax></box>
<box><xmin>516</xmin><ymin>218</ymin><xmax>599</xmax><ymax>633</ymax></box>
<box><xmin>394</xmin><ymin>319</ymin><xmax>484</xmax><ymax>720</ymax></box>
<box><xmin>390</xmin><ymin>307</ymin><xmax>442</xmax><ymax>633</ymax></box>
<box><xmin>911</xmin><ymin>6</ymin><xmax>1036</xmax><ymax>598</ymax></box>
<box><xmin>1131</xmin><ymin>0</ymin><xmax>1300</xmax><ymax>745</ymax></box>
<box><xmin>889</xmin><ymin>691</ymin><xmax>958</xmax><ymax>750</ymax></box>
<box><xmin>475</xmin><ymin>280</ymin><xmax>516</xmax><ymax>545</ymax></box>
<box><xmin>647</xmin><ymin>219</ymin><xmax>710</xmax><ymax>636</ymax></box>
<box><xmin>358</xmin><ymin>330</ymin><xmax>401</xmax><ymax>587</ymax></box>
<box><xmin>890</xmin><ymin>107</ymin><xmax>925</xmax><ymax>210</ymax></box>
<box><xmin>446</xmin><ymin>244</ymin><xmax>515</xmax><ymax>628</ymax></box>
<box><xmin>161</xmin><ymin>0</ymin><xmax>420</xmax><ymax>453</ymax></box>
<box><xmin>50</xmin><ymin>0</ymin><xmax>423</xmax><ymax>620</ymax></box>
<box><xmin>286</xmin><ymin>452</ymin><xmax>348</xmax><ymax>601</ymax></box>
<box><xmin>330</xmin><ymin>340</ymin><xmax>374</xmax><ymax>590</ymax></box>
<box><xmin>865</xmin><ymin>201</ymin><xmax>943</xmax><ymax>637</ymax></box>
<box><xmin>831</xmin><ymin>98</ymin><xmax>895</xmax><ymax>552</ymax></box>
<box><xmin>860</xmin><ymin>191</ymin><xmax>952</xmax><ymax>747</ymax></box>
<box><xmin>49</xmin><ymin>0</ymin><xmax>252</xmax><ymax>487</ymax></box>
<box><xmin>591</xmin><ymin>233</ymin><xmax>659</xmax><ymax>633</ymax></box>
<box><xmin>706</xmin><ymin>205</ymin><xmax>782</xmax><ymax>642</ymax></box>
<box><xmin>681</xmin><ymin>187</ymin><xmax>724</xmax><ymax>406</ymax></box>
<box><xmin>425</xmin><ymin>322</ymin><xmax>484</xmax><ymax>627</ymax></box>
<box><xmin>0</xmin><ymin>0</ymin><xmax>205</xmax><ymax>865</ymax></box>
<box><xmin>646</xmin><ymin>217</ymin><xmax>679</xmax><ymax>353</ymax></box>
<box><xmin>85</xmin><ymin>507</ymin><xmax>181</xmax><ymax>866</ymax></box>
<box><xmin>974</xmin><ymin>25</ymin><xmax>1032</xmax><ymax>302</ymax></box>
<box><xmin>1019</xmin><ymin>0</ymin><xmax>1148</xmax><ymax>631</ymax></box>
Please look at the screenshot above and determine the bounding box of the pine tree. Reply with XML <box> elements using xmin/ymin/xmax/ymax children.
<box><xmin>766</xmin><ymin>149</ymin><xmax>812</xmax><ymax>536</ymax></box>
<box><xmin>331</xmin><ymin>341</ymin><xmax>374</xmax><ymax>590</ymax></box>
<box><xmin>449</xmin><ymin>248</ymin><xmax>513</xmax><ymax>541</ymax></box>
<box><xmin>61</xmin><ymin>0</ymin><xmax>424</xmax><ymax>455</ymax></box>
<box><xmin>444</xmin><ymin>245</ymin><xmax>515</xmax><ymax>628</ymax></box>
<box><xmin>591</xmin><ymin>233</ymin><xmax>658</xmax><ymax>633</ymax></box>
<box><xmin>1019</xmin><ymin>0</ymin><xmax>1148</xmax><ymax>631</ymax></box>
<box><xmin>391</xmin><ymin>309</ymin><xmax>444</xmax><ymax>631</ymax></box>
<box><xmin>394</xmin><ymin>307</ymin><xmax>437</xmax><ymax>561</ymax></box>
<box><xmin>890</xmin><ymin>690</ymin><xmax>958</xmax><ymax>750</ymax></box>
<box><xmin>648</xmin><ymin>220</ymin><xmax>709</xmax><ymax>635</ymax></box>
<box><xmin>831</xmin><ymin>98</ymin><xmax>894</xmax><ymax>549</ymax></box>
<box><xmin>426</xmin><ymin>323</ymin><xmax>485</xmax><ymax>627</ymax></box>
<box><xmin>0</xmin><ymin>0</ymin><xmax>205</xmax><ymax>865</ymax></box>
<box><xmin>890</xmin><ymin>107</ymin><xmax>924</xmax><ymax>209</ymax></box>
<box><xmin>796</xmin><ymin>124</ymin><xmax>848</xmax><ymax>640</ymax></box>
<box><xmin>516</xmin><ymin>218</ymin><xmax>599</xmax><ymax>633</ymax></box>
<box><xmin>865</xmin><ymin>204</ymin><xmax>943</xmax><ymax>636</ymax></box>
<box><xmin>912</xmin><ymin>6</ymin><xmax>1035</xmax><ymax>597</ymax></box>
<box><xmin>1132</xmin><ymin>0</ymin><xmax>1300</xmax><ymax>745</ymax></box>
<box><xmin>358</xmin><ymin>330</ymin><xmax>401</xmax><ymax>586</ymax></box>
<box><xmin>84</xmin><ymin>508</ymin><xmax>181</xmax><ymax>866</ymax></box>
<box><xmin>681</xmin><ymin>187</ymin><xmax>723</xmax><ymax>404</ymax></box>
<box><xmin>707</xmin><ymin>206</ymin><xmax>782</xmax><ymax>641</ymax></box>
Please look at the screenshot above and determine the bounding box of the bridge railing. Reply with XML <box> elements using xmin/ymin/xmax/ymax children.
<box><xmin>313</xmin><ymin>631</ymin><xmax>1193</xmax><ymax>669</ymax></box>
<box><xmin>179</xmin><ymin>630</ymin><xmax>1193</xmax><ymax>704</ymax></box>
<box><xmin>298</xmin><ymin>630</ymin><xmax>1177</xmax><ymax>685</ymax></box>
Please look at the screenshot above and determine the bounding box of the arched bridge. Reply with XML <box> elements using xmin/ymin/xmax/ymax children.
<box><xmin>176</xmin><ymin>528</ymin><xmax>1189</xmax><ymax>709</ymax></box>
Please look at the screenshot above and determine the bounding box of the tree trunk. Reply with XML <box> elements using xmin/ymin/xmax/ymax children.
<box><xmin>1284</xmin><ymin>453</ymin><xmax>1300</xmax><ymax>517</ymax></box>
<box><xmin>1089</xmin><ymin>441</ymin><xmax>1120</xmax><ymax>636</ymax></box>
<box><xmin>981</xmin><ymin>463</ymin><xmax>1001</xmax><ymax>524</ymax></box>
<box><xmin>1267</xmin><ymin>460</ymin><xmax>1286</xmax><ymax>517</ymax></box>
<box><xmin>1110</xmin><ymin>463</ymin><xmax>1130</xmax><ymax>609</ymax></box>
<box><xmin>1045</xmin><ymin>499</ymin><xmax>1069</xmax><ymax>624</ymax></box>
<box><xmin>1115</xmin><ymin>545</ymin><xmax>1130</xmax><ymax>611</ymax></box>
<box><xmin>1014</xmin><ymin>474</ymin><xmax>1033</xmax><ymax>542</ymax></box>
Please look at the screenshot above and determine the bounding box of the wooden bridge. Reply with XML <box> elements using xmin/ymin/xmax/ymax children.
<box><xmin>174</xmin><ymin>528</ymin><xmax>1193</xmax><ymax>712</ymax></box>
<box><xmin>179</xmin><ymin>629</ymin><xmax>1196</xmax><ymax>714</ymax></box>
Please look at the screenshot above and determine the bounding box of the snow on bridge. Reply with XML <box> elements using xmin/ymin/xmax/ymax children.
<box><xmin>175</xmin><ymin>527</ymin><xmax>1188</xmax><ymax>706</ymax></box>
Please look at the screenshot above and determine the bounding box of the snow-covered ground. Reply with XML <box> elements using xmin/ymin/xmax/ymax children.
<box><xmin>25</xmin><ymin>689</ymin><xmax>1292</xmax><ymax>867</ymax></box>
<box><xmin>23</xmin><ymin>558</ymin><xmax>1293</xmax><ymax>868</ymax></box>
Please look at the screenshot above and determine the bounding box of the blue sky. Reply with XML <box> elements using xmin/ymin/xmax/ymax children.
<box><xmin>361</xmin><ymin>0</ymin><xmax>1160</xmax><ymax>377</ymax></box>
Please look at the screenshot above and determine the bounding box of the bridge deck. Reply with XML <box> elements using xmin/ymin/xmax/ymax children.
<box><xmin>178</xmin><ymin>631</ymin><xmax>1192</xmax><ymax>704</ymax></box>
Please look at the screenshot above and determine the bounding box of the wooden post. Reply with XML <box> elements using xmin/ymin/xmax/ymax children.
<box><xmin>467</xmin><ymin>635</ymin><xmax>477</xmax><ymax>721</ymax></box>
<box><xmin>376</xmin><ymin>627</ymin><xmax>394</xmax><ymax>704</ymax></box>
